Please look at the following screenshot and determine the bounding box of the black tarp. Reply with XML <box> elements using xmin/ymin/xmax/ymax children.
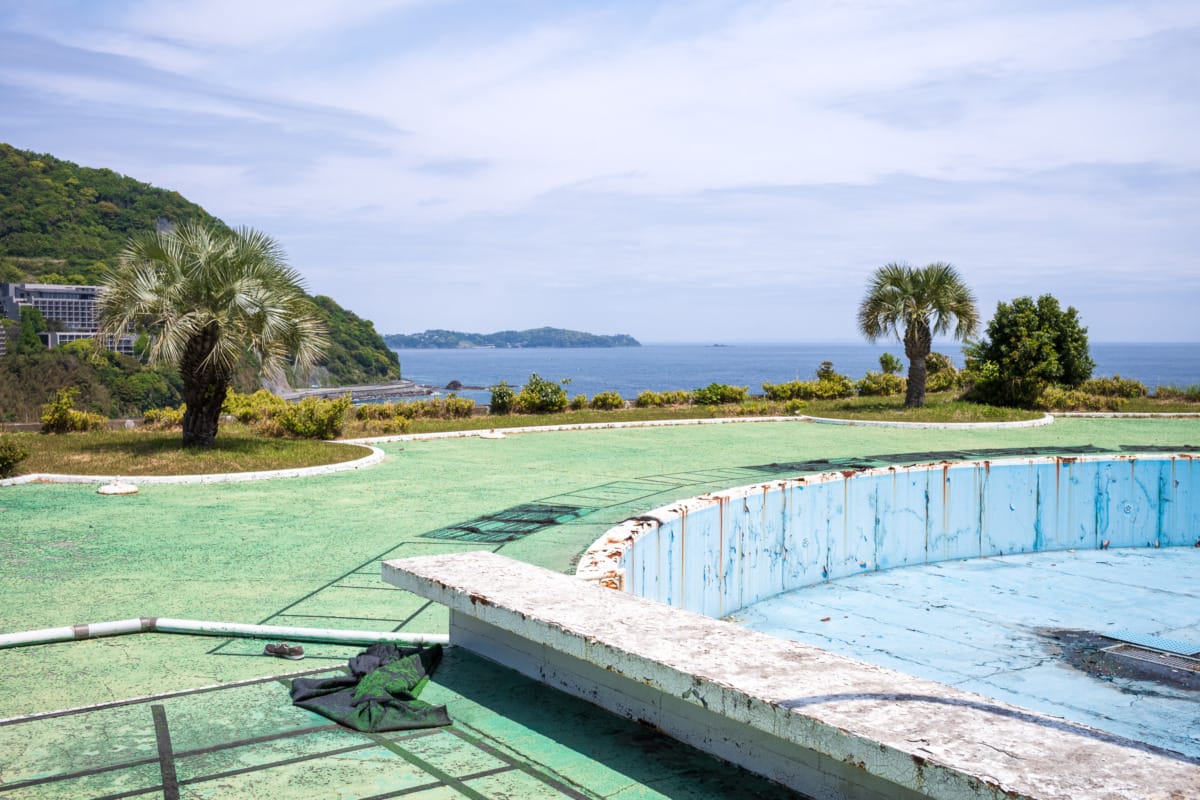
<box><xmin>290</xmin><ymin>643</ymin><xmax>451</xmax><ymax>732</ymax></box>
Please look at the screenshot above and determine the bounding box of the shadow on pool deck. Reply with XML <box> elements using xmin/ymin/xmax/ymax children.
<box><xmin>0</xmin><ymin>647</ymin><xmax>803</xmax><ymax>800</ymax></box>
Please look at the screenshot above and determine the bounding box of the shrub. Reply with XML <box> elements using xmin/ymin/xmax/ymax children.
<box><xmin>361</xmin><ymin>415</ymin><xmax>412</xmax><ymax>434</ymax></box>
<box><xmin>924</xmin><ymin>352</ymin><xmax>961</xmax><ymax>392</ymax></box>
<box><xmin>636</xmin><ymin>390</ymin><xmax>692</xmax><ymax>407</ymax></box>
<box><xmin>1079</xmin><ymin>374</ymin><xmax>1148</xmax><ymax>398</ymax></box>
<box><xmin>143</xmin><ymin>405</ymin><xmax>185</xmax><ymax>429</ymax></box>
<box><xmin>1154</xmin><ymin>384</ymin><xmax>1200</xmax><ymax>401</ymax></box>
<box><xmin>879</xmin><ymin>353</ymin><xmax>903</xmax><ymax>375</ymax></box>
<box><xmin>40</xmin><ymin>387</ymin><xmax>106</xmax><ymax>434</ymax></box>
<box><xmin>570</xmin><ymin>394</ymin><xmax>588</xmax><ymax>411</ymax></box>
<box><xmin>692</xmin><ymin>383</ymin><xmax>748</xmax><ymax>405</ymax></box>
<box><xmin>1035</xmin><ymin>387</ymin><xmax>1125</xmax><ymax>412</ymax></box>
<box><xmin>395</xmin><ymin>395</ymin><xmax>476</xmax><ymax>419</ymax></box>
<box><xmin>590</xmin><ymin>391</ymin><xmax>624</xmax><ymax>410</ymax></box>
<box><xmin>767</xmin><ymin>364</ymin><xmax>854</xmax><ymax>400</ymax></box>
<box><xmin>735</xmin><ymin>400</ymin><xmax>773</xmax><ymax>416</ymax></box>
<box><xmin>762</xmin><ymin>380</ymin><xmax>809</xmax><ymax>401</ymax></box>
<box><xmin>352</xmin><ymin>402</ymin><xmax>413</xmax><ymax>433</ymax></box>
<box><xmin>515</xmin><ymin>373</ymin><xmax>568</xmax><ymax>414</ymax></box>
<box><xmin>964</xmin><ymin>294</ymin><xmax>1093</xmax><ymax>407</ymax></box>
<box><xmin>856</xmin><ymin>371</ymin><xmax>906</xmax><ymax>397</ymax></box>
<box><xmin>783</xmin><ymin>399</ymin><xmax>807</xmax><ymax>415</ymax></box>
<box><xmin>355</xmin><ymin>402</ymin><xmax>404</xmax><ymax>421</ymax></box>
<box><xmin>0</xmin><ymin>435</ymin><xmax>30</xmax><ymax>477</ymax></box>
<box><xmin>811</xmin><ymin>363</ymin><xmax>855</xmax><ymax>399</ymax></box>
<box><xmin>490</xmin><ymin>381</ymin><xmax>515</xmax><ymax>415</ymax></box>
<box><xmin>222</xmin><ymin>389</ymin><xmax>287</xmax><ymax>424</ymax></box>
<box><xmin>813</xmin><ymin>376</ymin><xmax>855</xmax><ymax>399</ymax></box>
<box><xmin>441</xmin><ymin>395</ymin><xmax>475</xmax><ymax>418</ymax></box>
<box><xmin>262</xmin><ymin>394</ymin><xmax>352</xmax><ymax>439</ymax></box>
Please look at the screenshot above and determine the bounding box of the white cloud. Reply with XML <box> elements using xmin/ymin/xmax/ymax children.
<box><xmin>2</xmin><ymin>0</ymin><xmax>1197</xmax><ymax>341</ymax></box>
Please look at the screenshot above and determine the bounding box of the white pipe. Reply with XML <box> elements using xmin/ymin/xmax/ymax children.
<box><xmin>0</xmin><ymin>617</ymin><xmax>449</xmax><ymax>650</ymax></box>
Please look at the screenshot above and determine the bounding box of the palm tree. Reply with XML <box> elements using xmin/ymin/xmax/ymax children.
<box><xmin>99</xmin><ymin>222</ymin><xmax>328</xmax><ymax>446</ymax></box>
<box><xmin>857</xmin><ymin>262</ymin><xmax>979</xmax><ymax>407</ymax></box>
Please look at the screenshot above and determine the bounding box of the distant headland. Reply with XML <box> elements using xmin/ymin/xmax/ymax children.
<box><xmin>383</xmin><ymin>327</ymin><xmax>641</xmax><ymax>349</ymax></box>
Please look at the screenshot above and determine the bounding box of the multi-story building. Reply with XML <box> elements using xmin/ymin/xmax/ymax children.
<box><xmin>0</xmin><ymin>282</ymin><xmax>135</xmax><ymax>356</ymax></box>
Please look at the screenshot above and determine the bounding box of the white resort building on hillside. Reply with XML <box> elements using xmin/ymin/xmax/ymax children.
<box><xmin>0</xmin><ymin>282</ymin><xmax>135</xmax><ymax>356</ymax></box>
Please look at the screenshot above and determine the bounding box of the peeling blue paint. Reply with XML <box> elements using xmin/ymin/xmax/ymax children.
<box><xmin>613</xmin><ymin>455</ymin><xmax>1199</xmax><ymax>618</ymax></box>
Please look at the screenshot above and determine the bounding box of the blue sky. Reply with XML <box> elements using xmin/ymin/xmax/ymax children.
<box><xmin>2</xmin><ymin>0</ymin><xmax>1198</xmax><ymax>342</ymax></box>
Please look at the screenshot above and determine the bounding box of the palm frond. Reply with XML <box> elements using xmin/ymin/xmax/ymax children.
<box><xmin>99</xmin><ymin>221</ymin><xmax>328</xmax><ymax>383</ymax></box>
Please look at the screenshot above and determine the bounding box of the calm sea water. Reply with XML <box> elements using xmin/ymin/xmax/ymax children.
<box><xmin>392</xmin><ymin>342</ymin><xmax>1200</xmax><ymax>403</ymax></box>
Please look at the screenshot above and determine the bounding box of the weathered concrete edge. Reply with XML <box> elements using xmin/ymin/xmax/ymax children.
<box><xmin>343</xmin><ymin>412</ymin><xmax>1053</xmax><ymax>444</ymax></box>
<box><xmin>384</xmin><ymin>551</ymin><xmax>1199</xmax><ymax>800</ymax></box>
<box><xmin>0</xmin><ymin>445</ymin><xmax>384</xmax><ymax>486</ymax></box>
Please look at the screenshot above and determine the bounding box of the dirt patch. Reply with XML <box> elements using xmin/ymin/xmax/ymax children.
<box><xmin>1040</xmin><ymin>628</ymin><xmax>1200</xmax><ymax>693</ymax></box>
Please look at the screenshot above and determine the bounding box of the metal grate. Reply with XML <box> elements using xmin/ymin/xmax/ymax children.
<box><xmin>1103</xmin><ymin>644</ymin><xmax>1200</xmax><ymax>673</ymax></box>
<box><xmin>1108</xmin><ymin>630</ymin><xmax>1200</xmax><ymax>657</ymax></box>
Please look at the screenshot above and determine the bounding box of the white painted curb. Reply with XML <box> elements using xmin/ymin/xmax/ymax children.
<box><xmin>799</xmin><ymin>413</ymin><xmax>1054</xmax><ymax>429</ymax></box>
<box><xmin>0</xmin><ymin>445</ymin><xmax>384</xmax><ymax>486</ymax></box>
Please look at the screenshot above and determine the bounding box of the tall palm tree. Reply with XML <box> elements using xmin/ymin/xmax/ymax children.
<box><xmin>857</xmin><ymin>262</ymin><xmax>979</xmax><ymax>407</ymax></box>
<box><xmin>99</xmin><ymin>222</ymin><xmax>328</xmax><ymax>446</ymax></box>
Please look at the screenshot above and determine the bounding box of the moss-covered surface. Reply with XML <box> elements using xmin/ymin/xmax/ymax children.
<box><xmin>0</xmin><ymin>417</ymin><xmax>1196</xmax><ymax>798</ymax></box>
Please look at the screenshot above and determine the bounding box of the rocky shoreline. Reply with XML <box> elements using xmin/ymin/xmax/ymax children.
<box><xmin>279</xmin><ymin>379</ymin><xmax>441</xmax><ymax>403</ymax></box>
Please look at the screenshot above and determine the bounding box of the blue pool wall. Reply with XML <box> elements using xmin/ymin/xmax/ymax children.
<box><xmin>580</xmin><ymin>455</ymin><xmax>1199</xmax><ymax>618</ymax></box>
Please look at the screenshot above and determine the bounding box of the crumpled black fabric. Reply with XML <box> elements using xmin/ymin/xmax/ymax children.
<box><xmin>289</xmin><ymin>643</ymin><xmax>451</xmax><ymax>732</ymax></box>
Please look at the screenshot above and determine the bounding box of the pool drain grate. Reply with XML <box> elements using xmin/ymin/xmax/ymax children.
<box><xmin>1102</xmin><ymin>644</ymin><xmax>1200</xmax><ymax>674</ymax></box>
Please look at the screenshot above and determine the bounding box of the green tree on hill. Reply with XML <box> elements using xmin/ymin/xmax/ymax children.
<box><xmin>14</xmin><ymin>306</ymin><xmax>47</xmax><ymax>354</ymax></box>
<box><xmin>964</xmin><ymin>294</ymin><xmax>1094</xmax><ymax>408</ymax></box>
<box><xmin>857</xmin><ymin>262</ymin><xmax>980</xmax><ymax>407</ymax></box>
<box><xmin>99</xmin><ymin>222</ymin><xmax>328</xmax><ymax>447</ymax></box>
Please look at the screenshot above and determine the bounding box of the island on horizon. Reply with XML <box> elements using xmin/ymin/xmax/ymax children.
<box><xmin>383</xmin><ymin>327</ymin><xmax>641</xmax><ymax>349</ymax></box>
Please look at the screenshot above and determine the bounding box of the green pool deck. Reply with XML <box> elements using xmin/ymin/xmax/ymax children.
<box><xmin>1</xmin><ymin>417</ymin><xmax>1198</xmax><ymax>799</ymax></box>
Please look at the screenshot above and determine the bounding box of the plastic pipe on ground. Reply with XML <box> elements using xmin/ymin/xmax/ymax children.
<box><xmin>0</xmin><ymin>617</ymin><xmax>449</xmax><ymax>650</ymax></box>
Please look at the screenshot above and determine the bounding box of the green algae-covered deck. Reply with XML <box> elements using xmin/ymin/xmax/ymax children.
<box><xmin>1</xmin><ymin>418</ymin><xmax>1197</xmax><ymax>798</ymax></box>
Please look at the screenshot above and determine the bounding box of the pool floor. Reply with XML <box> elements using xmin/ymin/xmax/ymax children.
<box><xmin>734</xmin><ymin>547</ymin><xmax>1200</xmax><ymax>759</ymax></box>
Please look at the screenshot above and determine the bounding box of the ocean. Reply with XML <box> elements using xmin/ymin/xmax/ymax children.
<box><xmin>391</xmin><ymin>342</ymin><xmax>1200</xmax><ymax>403</ymax></box>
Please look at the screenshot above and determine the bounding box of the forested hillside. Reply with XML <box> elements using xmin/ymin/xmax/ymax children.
<box><xmin>385</xmin><ymin>327</ymin><xmax>641</xmax><ymax>348</ymax></box>
<box><xmin>310</xmin><ymin>296</ymin><xmax>399</xmax><ymax>384</ymax></box>
<box><xmin>0</xmin><ymin>143</ymin><xmax>221</xmax><ymax>284</ymax></box>
<box><xmin>0</xmin><ymin>142</ymin><xmax>398</xmax><ymax>389</ymax></box>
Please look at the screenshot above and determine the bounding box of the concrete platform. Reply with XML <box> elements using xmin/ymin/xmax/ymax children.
<box><xmin>384</xmin><ymin>551</ymin><xmax>1200</xmax><ymax>800</ymax></box>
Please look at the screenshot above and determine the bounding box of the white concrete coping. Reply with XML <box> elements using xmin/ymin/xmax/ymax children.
<box><xmin>384</xmin><ymin>551</ymin><xmax>1200</xmax><ymax>800</ymax></box>
<box><xmin>0</xmin><ymin>444</ymin><xmax>384</xmax><ymax>486</ymax></box>
<box><xmin>800</xmin><ymin>413</ymin><xmax>1053</xmax><ymax>429</ymax></box>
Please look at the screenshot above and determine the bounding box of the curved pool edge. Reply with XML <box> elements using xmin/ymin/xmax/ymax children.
<box><xmin>576</xmin><ymin>452</ymin><xmax>1199</xmax><ymax>618</ymax></box>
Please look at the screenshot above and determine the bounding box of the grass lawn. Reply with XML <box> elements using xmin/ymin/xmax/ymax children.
<box><xmin>1120</xmin><ymin>397</ymin><xmax>1200</xmax><ymax>413</ymax></box>
<box><xmin>8</xmin><ymin>391</ymin><xmax>1197</xmax><ymax>477</ymax></box>
<box><xmin>5</xmin><ymin>423</ymin><xmax>370</xmax><ymax>477</ymax></box>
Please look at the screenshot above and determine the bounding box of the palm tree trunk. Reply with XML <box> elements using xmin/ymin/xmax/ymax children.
<box><xmin>904</xmin><ymin>322</ymin><xmax>932</xmax><ymax>408</ymax></box>
<box><xmin>180</xmin><ymin>326</ymin><xmax>229</xmax><ymax>447</ymax></box>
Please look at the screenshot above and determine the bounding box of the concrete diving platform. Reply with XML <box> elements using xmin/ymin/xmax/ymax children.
<box><xmin>383</xmin><ymin>551</ymin><xmax>1199</xmax><ymax>800</ymax></box>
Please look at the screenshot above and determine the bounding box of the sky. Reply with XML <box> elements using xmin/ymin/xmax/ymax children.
<box><xmin>2</xmin><ymin>1</ymin><xmax>1198</xmax><ymax>343</ymax></box>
